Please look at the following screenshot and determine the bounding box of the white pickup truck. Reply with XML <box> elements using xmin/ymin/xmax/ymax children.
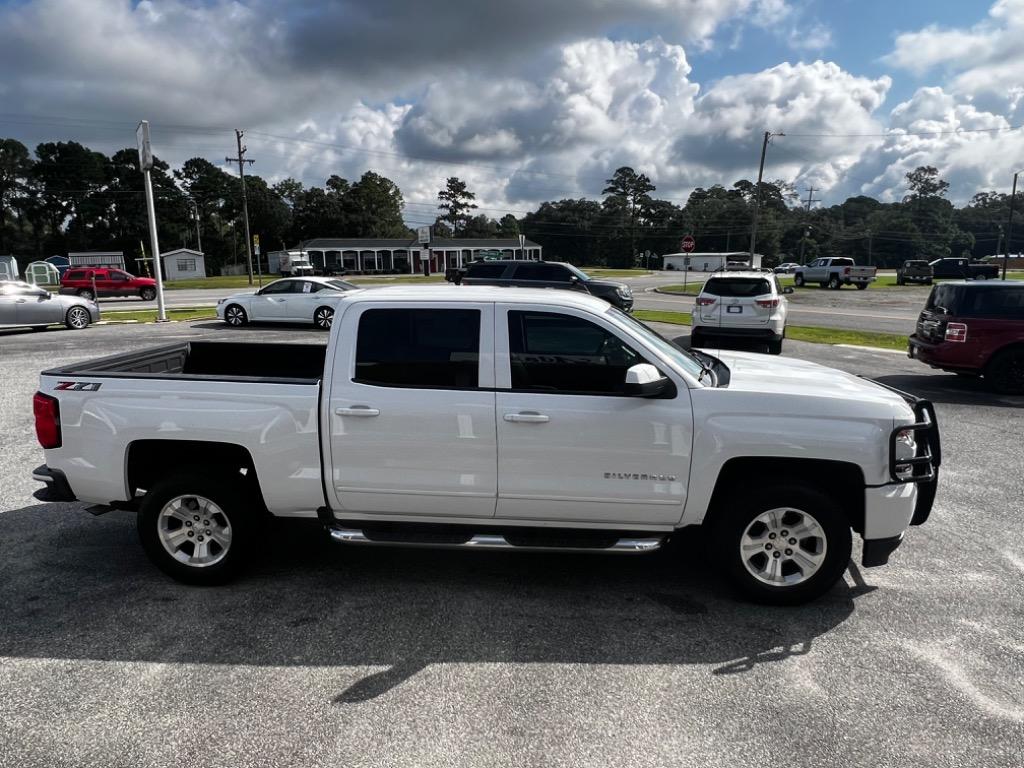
<box><xmin>793</xmin><ymin>257</ymin><xmax>877</xmax><ymax>290</ymax></box>
<box><xmin>31</xmin><ymin>287</ymin><xmax>940</xmax><ymax>604</ymax></box>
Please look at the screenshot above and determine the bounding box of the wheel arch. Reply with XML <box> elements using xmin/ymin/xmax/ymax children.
<box><xmin>125</xmin><ymin>439</ymin><xmax>267</xmax><ymax>513</ymax></box>
<box><xmin>703</xmin><ymin>457</ymin><xmax>866</xmax><ymax>534</ymax></box>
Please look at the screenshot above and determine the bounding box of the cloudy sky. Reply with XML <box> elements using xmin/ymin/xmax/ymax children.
<box><xmin>1</xmin><ymin>0</ymin><xmax>1023</xmax><ymax>224</ymax></box>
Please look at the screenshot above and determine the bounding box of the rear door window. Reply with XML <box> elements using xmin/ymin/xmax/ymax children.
<box><xmin>356</xmin><ymin>308</ymin><xmax>481</xmax><ymax>388</ymax></box>
<box><xmin>702</xmin><ymin>278</ymin><xmax>772</xmax><ymax>297</ymax></box>
<box><xmin>514</xmin><ymin>263</ymin><xmax>569</xmax><ymax>282</ymax></box>
<box><xmin>466</xmin><ymin>263</ymin><xmax>510</xmax><ymax>278</ymax></box>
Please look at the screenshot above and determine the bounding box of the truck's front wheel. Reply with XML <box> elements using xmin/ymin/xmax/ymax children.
<box><xmin>138</xmin><ymin>474</ymin><xmax>255</xmax><ymax>585</ymax></box>
<box><xmin>793</xmin><ymin>274</ymin><xmax>805</xmax><ymax>287</ymax></box>
<box><xmin>711</xmin><ymin>485</ymin><xmax>852</xmax><ymax>605</ymax></box>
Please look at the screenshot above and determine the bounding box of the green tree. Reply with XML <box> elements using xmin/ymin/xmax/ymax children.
<box><xmin>347</xmin><ymin>171</ymin><xmax>407</xmax><ymax>237</ymax></box>
<box><xmin>496</xmin><ymin>213</ymin><xmax>519</xmax><ymax>237</ymax></box>
<box><xmin>602</xmin><ymin>166</ymin><xmax>655</xmax><ymax>261</ymax></box>
<box><xmin>904</xmin><ymin>165</ymin><xmax>949</xmax><ymax>201</ymax></box>
<box><xmin>0</xmin><ymin>138</ymin><xmax>33</xmax><ymax>253</ymax></box>
<box><xmin>438</xmin><ymin>177</ymin><xmax>478</xmax><ymax>235</ymax></box>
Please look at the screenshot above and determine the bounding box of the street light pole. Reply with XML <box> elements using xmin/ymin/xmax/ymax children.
<box><xmin>749</xmin><ymin>130</ymin><xmax>784</xmax><ymax>265</ymax></box>
<box><xmin>1004</xmin><ymin>171</ymin><xmax>1021</xmax><ymax>280</ymax></box>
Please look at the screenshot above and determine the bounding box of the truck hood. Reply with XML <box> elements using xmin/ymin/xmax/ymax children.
<box><xmin>707</xmin><ymin>348</ymin><xmax>914</xmax><ymax>419</ymax></box>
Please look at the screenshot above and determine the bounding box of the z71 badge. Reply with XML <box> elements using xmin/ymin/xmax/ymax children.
<box><xmin>55</xmin><ymin>381</ymin><xmax>102</xmax><ymax>392</ymax></box>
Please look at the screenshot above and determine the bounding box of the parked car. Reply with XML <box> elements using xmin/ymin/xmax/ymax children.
<box><xmin>32</xmin><ymin>286</ymin><xmax>939</xmax><ymax>604</ymax></box>
<box><xmin>455</xmin><ymin>260</ymin><xmax>633</xmax><ymax>311</ymax></box>
<box><xmin>928</xmin><ymin>257</ymin><xmax>1000</xmax><ymax>281</ymax></box>
<box><xmin>216</xmin><ymin>276</ymin><xmax>358</xmax><ymax>330</ymax></box>
<box><xmin>908</xmin><ymin>280</ymin><xmax>1024</xmax><ymax>394</ymax></box>
<box><xmin>896</xmin><ymin>260</ymin><xmax>933</xmax><ymax>285</ymax></box>
<box><xmin>793</xmin><ymin>257</ymin><xmax>877</xmax><ymax>289</ymax></box>
<box><xmin>774</xmin><ymin>262</ymin><xmax>799</xmax><ymax>274</ymax></box>
<box><xmin>690</xmin><ymin>272</ymin><xmax>791</xmax><ymax>354</ymax></box>
<box><xmin>0</xmin><ymin>280</ymin><xmax>97</xmax><ymax>330</ymax></box>
<box><xmin>60</xmin><ymin>267</ymin><xmax>157</xmax><ymax>301</ymax></box>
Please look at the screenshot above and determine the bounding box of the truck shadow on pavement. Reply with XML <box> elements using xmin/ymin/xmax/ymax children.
<box><xmin>0</xmin><ymin>504</ymin><xmax>863</xmax><ymax>703</ymax></box>
<box><xmin>872</xmin><ymin>373</ymin><xmax>1023</xmax><ymax>408</ymax></box>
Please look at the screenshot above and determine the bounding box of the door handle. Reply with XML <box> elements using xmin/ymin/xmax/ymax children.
<box><xmin>504</xmin><ymin>411</ymin><xmax>549</xmax><ymax>424</ymax></box>
<box><xmin>335</xmin><ymin>406</ymin><xmax>380</xmax><ymax>417</ymax></box>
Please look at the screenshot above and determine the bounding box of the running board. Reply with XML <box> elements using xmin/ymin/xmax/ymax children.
<box><xmin>328</xmin><ymin>527</ymin><xmax>664</xmax><ymax>554</ymax></box>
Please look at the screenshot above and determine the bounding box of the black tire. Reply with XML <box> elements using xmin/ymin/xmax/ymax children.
<box><xmin>896</xmin><ymin>275</ymin><xmax>904</xmax><ymax>286</ymax></box>
<box><xmin>710</xmin><ymin>484</ymin><xmax>852</xmax><ymax>605</ymax></box>
<box><xmin>314</xmin><ymin>305</ymin><xmax>334</xmax><ymax>330</ymax></box>
<box><xmin>828</xmin><ymin>276</ymin><xmax>841</xmax><ymax>289</ymax></box>
<box><xmin>224</xmin><ymin>304</ymin><xmax>248</xmax><ymax>327</ymax></box>
<box><xmin>985</xmin><ymin>347</ymin><xmax>1024</xmax><ymax>395</ymax></box>
<box><xmin>140</xmin><ymin>287</ymin><xmax>156</xmax><ymax>301</ymax></box>
<box><xmin>855</xmin><ymin>282</ymin><xmax>868</xmax><ymax>290</ymax></box>
<box><xmin>77</xmin><ymin>288</ymin><xmax>95</xmax><ymax>300</ymax></box>
<box><xmin>793</xmin><ymin>274</ymin><xmax>805</xmax><ymax>287</ymax></box>
<box><xmin>64</xmin><ymin>306</ymin><xmax>91</xmax><ymax>330</ymax></box>
<box><xmin>137</xmin><ymin>472</ymin><xmax>257</xmax><ymax>585</ymax></box>
<box><xmin>767</xmin><ymin>338</ymin><xmax>783</xmax><ymax>355</ymax></box>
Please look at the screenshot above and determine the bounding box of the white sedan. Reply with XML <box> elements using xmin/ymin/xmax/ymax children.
<box><xmin>216</xmin><ymin>277</ymin><xmax>358</xmax><ymax>330</ymax></box>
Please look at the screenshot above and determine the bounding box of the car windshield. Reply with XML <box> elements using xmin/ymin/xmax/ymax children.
<box><xmin>565</xmin><ymin>264</ymin><xmax>591</xmax><ymax>281</ymax></box>
<box><xmin>607</xmin><ymin>307</ymin><xmax>709</xmax><ymax>382</ymax></box>
<box><xmin>702</xmin><ymin>277</ymin><xmax>772</xmax><ymax>297</ymax></box>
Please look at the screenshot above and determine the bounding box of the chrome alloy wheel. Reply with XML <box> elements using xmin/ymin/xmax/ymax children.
<box><xmin>67</xmin><ymin>307</ymin><xmax>90</xmax><ymax>329</ymax></box>
<box><xmin>314</xmin><ymin>306</ymin><xmax>334</xmax><ymax>330</ymax></box>
<box><xmin>158</xmin><ymin>495</ymin><xmax>232</xmax><ymax>568</ymax></box>
<box><xmin>225</xmin><ymin>305</ymin><xmax>246</xmax><ymax>326</ymax></box>
<box><xmin>739</xmin><ymin>507</ymin><xmax>827</xmax><ymax>587</ymax></box>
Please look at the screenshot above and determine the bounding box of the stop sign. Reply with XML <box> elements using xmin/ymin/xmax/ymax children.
<box><xmin>681</xmin><ymin>235</ymin><xmax>695</xmax><ymax>253</ymax></box>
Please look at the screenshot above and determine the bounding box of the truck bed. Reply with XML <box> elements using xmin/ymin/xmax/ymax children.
<box><xmin>43</xmin><ymin>341</ymin><xmax>328</xmax><ymax>383</ymax></box>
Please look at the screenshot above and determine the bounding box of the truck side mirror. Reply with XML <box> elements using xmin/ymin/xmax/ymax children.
<box><xmin>624</xmin><ymin>363</ymin><xmax>674</xmax><ymax>398</ymax></box>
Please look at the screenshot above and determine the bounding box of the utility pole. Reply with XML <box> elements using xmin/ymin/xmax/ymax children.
<box><xmin>867</xmin><ymin>228</ymin><xmax>873</xmax><ymax>266</ymax></box>
<box><xmin>749</xmin><ymin>130</ymin><xmax>784</xmax><ymax>263</ymax></box>
<box><xmin>1005</xmin><ymin>171</ymin><xmax>1021</xmax><ymax>280</ymax></box>
<box><xmin>798</xmin><ymin>225</ymin><xmax>811</xmax><ymax>264</ymax></box>
<box><xmin>227</xmin><ymin>129</ymin><xmax>255</xmax><ymax>285</ymax></box>
<box><xmin>996</xmin><ymin>224</ymin><xmax>1004</xmax><ymax>258</ymax></box>
<box><xmin>189</xmin><ymin>198</ymin><xmax>202</xmax><ymax>253</ymax></box>
<box><xmin>802</xmin><ymin>186</ymin><xmax>817</xmax><ymax>212</ymax></box>
<box><xmin>136</xmin><ymin>120</ymin><xmax>167</xmax><ymax>321</ymax></box>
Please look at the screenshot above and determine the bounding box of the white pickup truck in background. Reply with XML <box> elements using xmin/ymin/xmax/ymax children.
<box><xmin>794</xmin><ymin>257</ymin><xmax>877</xmax><ymax>290</ymax></box>
<box><xmin>32</xmin><ymin>287</ymin><xmax>940</xmax><ymax>604</ymax></box>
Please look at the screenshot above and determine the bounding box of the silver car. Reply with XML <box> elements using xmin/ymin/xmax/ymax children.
<box><xmin>0</xmin><ymin>281</ymin><xmax>98</xmax><ymax>330</ymax></box>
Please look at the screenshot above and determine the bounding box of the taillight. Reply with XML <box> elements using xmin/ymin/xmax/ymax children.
<box><xmin>696</xmin><ymin>296</ymin><xmax>717</xmax><ymax>306</ymax></box>
<box><xmin>33</xmin><ymin>391</ymin><xmax>61</xmax><ymax>449</ymax></box>
<box><xmin>843</xmin><ymin>267</ymin><xmax>851</xmax><ymax>275</ymax></box>
<box><xmin>945</xmin><ymin>322</ymin><xmax>968</xmax><ymax>343</ymax></box>
<box><xmin>756</xmin><ymin>297</ymin><xmax>780</xmax><ymax>308</ymax></box>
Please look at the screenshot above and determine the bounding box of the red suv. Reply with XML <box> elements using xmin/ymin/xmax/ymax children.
<box><xmin>60</xmin><ymin>267</ymin><xmax>157</xmax><ymax>301</ymax></box>
<box><xmin>908</xmin><ymin>281</ymin><xmax>1024</xmax><ymax>394</ymax></box>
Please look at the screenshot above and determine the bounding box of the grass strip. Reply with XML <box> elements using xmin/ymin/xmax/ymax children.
<box><xmin>100</xmin><ymin>308</ymin><xmax>217</xmax><ymax>323</ymax></box>
<box><xmin>633</xmin><ymin>309</ymin><xmax>907</xmax><ymax>350</ymax></box>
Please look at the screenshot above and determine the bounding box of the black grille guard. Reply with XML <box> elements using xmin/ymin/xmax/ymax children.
<box><xmin>859</xmin><ymin>377</ymin><xmax>942</xmax><ymax>526</ymax></box>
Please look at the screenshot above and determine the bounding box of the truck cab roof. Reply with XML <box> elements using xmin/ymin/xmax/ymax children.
<box><xmin>341</xmin><ymin>284</ymin><xmax>616</xmax><ymax>312</ymax></box>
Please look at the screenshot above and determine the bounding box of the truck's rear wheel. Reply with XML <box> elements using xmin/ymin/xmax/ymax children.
<box><xmin>794</xmin><ymin>274</ymin><xmax>805</xmax><ymax>287</ymax></box>
<box><xmin>855</xmin><ymin>282</ymin><xmax>868</xmax><ymax>290</ymax></box>
<box><xmin>828</xmin><ymin>276</ymin><xmax>841</xmax><ymax>289</ymax></box>
<box><xmin>138</xmin><ymin>474</ymin><xmax>255</xmax><ymax>585</ymax></box>
<box><xmin>710</xmin><ymin>484</ymin><xmax>852</xmax><ymax>605</ymax></box>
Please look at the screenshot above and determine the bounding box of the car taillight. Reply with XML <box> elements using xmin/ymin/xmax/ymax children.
<box><xmin>755</xmin><ymin>297</ymin><xmax>780</xmax><ymax>308</ymax></box>
<box><xmin>945</xmin><ymin>322</ymin><xmax>968</xmax><ymax>342</ymax></box>
<box><xmin>696</xmin><ymin>296</ymin><xmax>716</xmax><ymax>306</ymax></box>
<box><xmin>33</xmin><ymin>391</ymin><xmax>62</xmax><ymax>449</ymax></box>
<box><xmin>843</xmin><ymin>266</ymin><xmax>851</xmax><ymax>275</ymax></box>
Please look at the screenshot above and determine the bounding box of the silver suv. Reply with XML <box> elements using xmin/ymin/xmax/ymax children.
<box><xmin>690</xmin><ymin>271</ymin><xmax>791</xmax><ymax>354</ymax></box>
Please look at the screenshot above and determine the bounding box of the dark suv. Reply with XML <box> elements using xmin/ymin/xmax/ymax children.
<box><xmin>455</xmin><ymin>260</ymin><xmax>633</xmax><ymax>311</ymax></box>
<box><xmin>908</xmin><ymin>281</ymin><xmax>1024</xmax><ymax>394</ymax></box>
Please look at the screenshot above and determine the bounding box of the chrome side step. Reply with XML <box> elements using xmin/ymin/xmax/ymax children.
<box><xmin>328</xmin><ymin>527</ymin><xmax>664</xmax><ymax>554</ymax></box>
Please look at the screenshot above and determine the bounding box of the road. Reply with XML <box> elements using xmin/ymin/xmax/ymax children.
<box><xmin>91</xmin><ymin>272</ymin><xmax>928</xmax><ymax>336</ymax></box>
<box><xmin>2</xmin><ymin>320</ymin><xmax>1022</xmax><ymax>768</ymax></box>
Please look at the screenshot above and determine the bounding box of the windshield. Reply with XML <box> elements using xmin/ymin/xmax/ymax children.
<box><xmin>565</xmin><ymin>264</ymin><xmax>591</xmax><ymax>282</ymax></box>
<box><xmin>607</xmin><ymin>307</ymin><xmax>708</xmax><ymax>381</ymax></box>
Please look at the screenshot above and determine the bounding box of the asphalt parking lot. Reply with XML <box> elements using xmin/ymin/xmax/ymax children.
<box><xmin>1</xmin><ymin>320</ymin><xmax>1022</xmax><ymax>768</ymax></box>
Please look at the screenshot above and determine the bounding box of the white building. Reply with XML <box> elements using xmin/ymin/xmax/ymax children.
<box><xmin>303</xmin><ymin>237</ymin><xmax>542</xmax><ymax>275</ymax></box>
<box><xmin>161</xmin><ymin>248</ymin><xmax>207</xmax><ymax>279</ymax></box>
<box><xmin>662</xmin><ymin>251</ymin><xmax>763</xmax><ymax>272</ymax></box>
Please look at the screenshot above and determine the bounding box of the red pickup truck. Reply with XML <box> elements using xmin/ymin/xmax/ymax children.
<box><xmin>908</xmin><ymin>281</ymin><xmax>1024</xmax><ymax>394</ymax></box>
<box><xmin>60</xmin><ymin>267</ymin><xmax>157</xmax><ymax>301</ymax></box>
